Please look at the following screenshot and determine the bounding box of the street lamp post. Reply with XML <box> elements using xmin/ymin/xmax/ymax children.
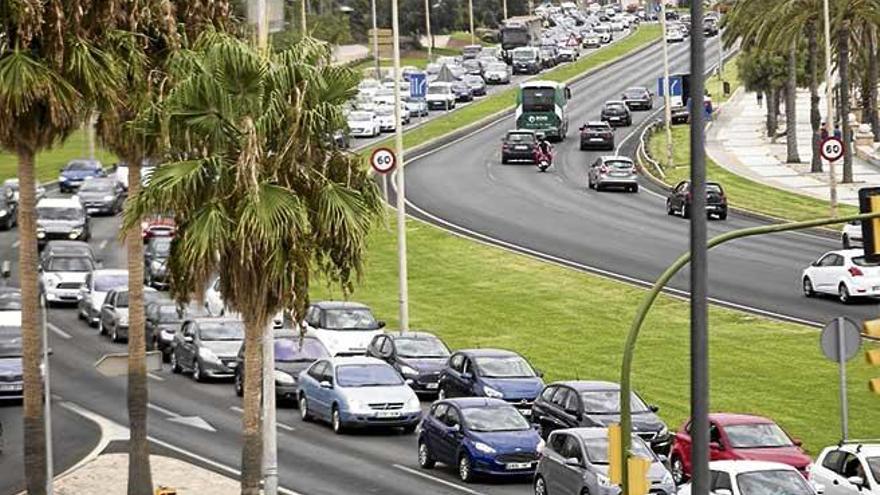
<box><xmin>823</xmin><ymin>0</ymin><xmax>838</xmax><ymax>217</ymax></box>
<box><xmin>372</xmin><ymin>0</ymin><xmax>381</xmax><ymax>79</ymax></box>
<box><xmin>469</xmin><ymin>0</ymin><xmax>476</xmax><ymax>45</ymax></box>
<box><xmin>42</xmin><ymin>295</ymin><xmax>53</xmax><ymax>495</ymax></box>
<box><xmin>503</xmin><ymin>0</ymin><xmax>508</xmax><ymax>21</ymax></box>
<box><xmin>391</xmin><ymin>0</ymin><xmax>410</xmax><ymax>332</ymax></box>
<box><xmin>661</xmin><ymin>2</ymin><xmax>673</xmax><ymax>168</ymax></box>
<box><xmin>425</xmin><ymin>0</ymin><xmax>433</xmax><ymax>60</ymax></box>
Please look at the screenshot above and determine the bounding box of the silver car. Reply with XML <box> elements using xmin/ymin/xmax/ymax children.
<box><xmin>484</xmin><ymin>62</ymin><xmax>511</xmax><ymax>84</ymax></box>
<box><xmin>534</xmin><ymin>427</ymin><xmax>675</xmax><ymax>495</ymax></box>
<box><xmin>170</xmin><ymin>317</ymin><xmax>245</xmax><ymax>382</ymax></box>
<box><xmin>588</xmin><ymin>156</ymin><xmax>639</xmax><ymax>193</ymax></box>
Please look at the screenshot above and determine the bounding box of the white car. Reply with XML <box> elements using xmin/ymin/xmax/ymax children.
<box><xmin>426</xmin><ymin>82</ymin><xmax>456</xmax><ymax>111</ymax></box>
<box><xmin>582</xmin><ymin>33</ymin><xmax>602</xmax><ymax>48</ymax></box>
<box><xmin>346</xmin><ymin>111</ymin><xmax>380</xmax><ymax>138</ymax></box>
<box><xmin>483</xmin><ymin>62</ymin><xmax>511</xmax><ymax>84</ymax></box>
<box><xmin>40</xmin><ymin>252</ymin><xmax>95</xmax><ymax>304</ymax></box>
<box><xmin>203</xmin><ymin>277</ymin><xmax>283</xmax><ymax>328</ymax></box>
<box><xmin>842</xmin><ymin>220</ymin><xmax>863</xmax><ymax>248</ymax></box>
<box><xmin>3</xmin><ymin>178</ymin><xmax>46</xmax><ymax>205</ymax></box>
<box><xmin>812</xmin><ymin>443</ymin><xmax>880</xmax><ymax>495</ymax></box>
<box><xmin>375</xmin><ymin>105</ymin><xmax>399</xmax><ymax>132</ymax></box>
<box><xmin>357</xmin><ymin>78</ymin><xmax>381</xmax><ymax>97</ymax></box>
<box><xmin>372</xmin><ymin>87</ymin><xmax>396</xmax><ymax>107</ymax></box>
<box><xmin>666</xmin><ymin>28</ymin><xmax>685</xmax><ymax>43</ymax></box>
<box><xmin>678</xmin><ymin>461</ymin><xmax>822</xmax><ymax>495</ymax></box>
<box><xmin>802</xmin><ymin>249</ymin><xmax>880</xmax><ymax>303</ymax></box>
<box><xmin>302</xmin><ymin>301</ymin><xmax>385</xmax><ymax>357</ymax></box>
<box><xmin>404</xmin><ymin>97</ymin><xmax>429</xmax><ymax>117</ymax></box>
<box><xmin>78</xmin><ymin>269</ymin><xmax>128</xmax><ymax>326</ymax></box>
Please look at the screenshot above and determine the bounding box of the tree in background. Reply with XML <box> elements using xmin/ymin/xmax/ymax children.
<box><xmin>737</xmin><ymin>49</ymin><xmax>788</xmax><ymax>139</ymax></box>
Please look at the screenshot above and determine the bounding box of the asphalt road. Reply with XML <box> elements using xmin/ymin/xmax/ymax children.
<box><xmin>402</xmin><ymin>34</ymin><xmax>880</xmax><ymax>328</ymax></box>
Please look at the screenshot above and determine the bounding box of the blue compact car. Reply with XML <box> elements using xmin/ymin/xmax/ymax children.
<box><xmin>438</xmin><ymin>348</ymin><xmax>545</xmax><ymax>418</ymax></box>
<box><xmin>58</xmin><ymin>159</ymin><xmax>105</xmax><ymax>193</ymax></box>
<box><xmin>417</xmin><ymin>398</ymin><xmax>545</xmax><ymax>482</ymax></box>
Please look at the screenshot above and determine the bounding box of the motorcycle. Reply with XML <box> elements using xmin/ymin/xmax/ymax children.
<box><xmin>533</xmin><ymin>145</ymin><xmax>553</xmax><ymax>172</ymax></box>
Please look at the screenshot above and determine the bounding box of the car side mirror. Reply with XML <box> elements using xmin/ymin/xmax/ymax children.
<box><xmin>848</xmin><ymin>477</ymin><xmax>865</xmax><ymax>488</ymax></box>
<box><xmin>47</xmin><ymin>348</ymin><xmax>54</xmax><ymax>356</ymax></box>
<box><xmin>461</xmin><ymin>372</ymin><xmax>473</xmax><ymax>380</ymax></box>
<box><xmin>183</xmin><ymin>336</ymin><xmax>193</xmax><ymax>343</ymax></box>
<box><xmin>564</xmin><ymin>457</ymin><xmax>581</xmax><ymax>467</ymax></box>
<box><xmin>377</xmin><ymin>320</ymin><xmax>386</xmax><ymax>329</ymax></box>
<box><xmin>319</xmin><ymin>380</ymin><xmax>333</xmax><ymax>389</ymax></box>
<box><xmin>450</xmin><ymin>423</ymin><xmax>461</xmax><ymax>433</ymax></box>
<box><xmin>709</xmin><ymin>441</ymin><xmax>724</xmax><ymax>451</ymax></box>
<box><xmin>649</xmin><ymin>404</ymin><xmax>660</xmax><ymax>413</ymax></box>
<box><xmin>535</xmin><ymin>369</ymin><xmax>544</xmax><ymax>378</ymax></box>
<box><xmin>0</xmin><ymin>260</ymin><xmax>10</xmax><ymax>279</ymax></box>
<box><xmin>793</xmin><ymin>438</ymin><xmax>803</xmax><ymax>447</ymax></box>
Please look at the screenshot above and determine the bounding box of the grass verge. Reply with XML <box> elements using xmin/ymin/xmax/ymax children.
<box><xmin>313</xmin><ymin>215</ymin><xmax>880</xmax><ymax>455</ymax></box>
<box><xmin>0</xmin><ymin>129</ymin><xmax>118</xmax><ymax>184</ymax></box>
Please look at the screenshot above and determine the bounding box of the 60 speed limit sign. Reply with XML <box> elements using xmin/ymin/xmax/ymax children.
<box><xmin>370</xmin><ymin>147</ymin><xmax>396</xmax><ymax>174</ymax></box>
<box><xmin>820</xmin><ymin>137</ymin><xmax>845</xmax><ymax>162</ymax></box>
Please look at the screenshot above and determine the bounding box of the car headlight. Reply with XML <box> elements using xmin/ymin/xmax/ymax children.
<box><xmin>537</xmin><ymin>438</ymin><xmax>546</xmax><ymax>454</ymax></box>
<box><xmin>274</xmin><ymin>370</ymin><xmax>295</xmax><ymax>385</ymax></box>
<box><xmin>405</xmin><ymin>394</ymin><xmax>420</xmax><ymax>410</ymax></box>
<box><xmin>160</xmin><ymin>329</ymin><xmax>175</xmax><ymax>342</ymax></box>
<box><xmin>43</xmin><ymin>275</ymin><xmax>59</xmax><ymax>288</ymax></box>
<box><xmin>482</xmin><ymin>385</ymin><xmax>504</xmax><ymax>398</ymax></box>
<box><xmin>37</xmin><ymin>230</ymin><xmax>46</xmax><ymax>239</ymax></box>
<box><xmin>59</xmin><ymin>175</ymin><xmax>68</xmax><ymax>182</ymax></box>
<box><xmin>198</xmin><ymin>347</ymin><xmax>220</xmax><ymax>363</ymax></box>
<box><xmin>662</xmin><ymin>469</ymin><xmax>674</xmax><ymax>485</ymax></box>
<box><xmin>150</xmin><ymin>260</ymin><xmax>164</xmax><ymax>271</ymax></box>
<box><xmin>0</xmin><ymin>209</ymin><xmax>6</xmax><ymax>217</ymax></box>
<box><xmin>119</xmin><ymin>315</ymin><xmax>130</xmax><ymax>326</ymax></box>
<box><xmin>347</xmin><ymin>398</ymin><xmax>370</xmax><ymax>413</ymax></box>
<box><xmin>658</xmin><ymin>425</ymin><xmax>669</xmax><ymax>438</ymax></box>
<box><xmin>474</xmin><ymin>441</ymin><xmax>496</xmax><ymax>454</ymax></box>
<box><xmin>597</xmin><ymin>473</ymin><xmax>614</xmax><ymax>487</ymax></box>
<box><xmin>103</xmin><ymin>195</ymin><xmax>115</xmax><ymax>202</ymax></box>
<box><xmin>400</xmin><ymin>365</ymin><xmax>419</xmax><ymax>377</ymax></box>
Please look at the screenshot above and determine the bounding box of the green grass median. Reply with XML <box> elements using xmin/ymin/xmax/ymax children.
<box><xmin>0</xmin><ymin>129</ymin><xmax>118</xmax><ymax>184</ymax></box>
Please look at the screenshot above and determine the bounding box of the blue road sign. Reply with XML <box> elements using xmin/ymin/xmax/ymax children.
<box><xmin>657</xmin><ymin>76</ymin><xmax>683</xmax><ymax>97</ymax></box>
<box><xmin>410</xmin><ymin>73</ymin><xmax>428</xmax><ymax>99</ymax></box>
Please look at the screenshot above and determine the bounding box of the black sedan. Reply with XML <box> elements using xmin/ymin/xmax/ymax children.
<box><xmin>143</xmin><ymin>237</ymin><xmax>171</xmax><ymax>289</ymax></box>
<box><xmin>76</xmin><ymin>178</ymin><xmax>125</xmax><ymax>215</ymax></box>
<box><xmin>146</xmin><ymin>299</ymin><xmax>187</xmax><ymax>358</ymax></box>
<box><xmin>366</xmin><ymin>331</ymin><xmax>450</xmax><ymax>395</ymax></box>
<box><xmin>0</xmin><ymin>195</ymin><xmax>16</xmax><ymax>230</ymax></box>
<box><xmin>501</xmin><ymin>130</ymin><xmax>538</xmax><ymax>164</ymax></box>
<box><xmin>451</xmin><ymin>80</ymin><xmax>474</xmax><ymax>102</ymax></box>
<box><xmin>621</xmin><ymin>86</ymin><xmax>653</xmax><ymax>111</ymax></box>
<box><xmin>666</xmin><ymin>180</ymin><xmax>728</xmax><ymax>220</ymax></box>
<box><xmin>579</xmin><ymin>121</ymin><xmax>615</xmax><ymax>151</ymax></box>
<box><xmin>600</xmin><ymin>100</ymin><xmax>632</xmax><ymax>126</ymax></box>
<box><xmin>234</xmin><ymin>332</ymin><xmax>329</xmax><ymax>404</ymax></box>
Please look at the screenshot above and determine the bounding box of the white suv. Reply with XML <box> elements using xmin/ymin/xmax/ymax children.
<box><xmin>842</xmin><ymin>220</ymin><xmax>863</xmax><ymax>249</ymax></box>
<box><xmin>812</xmin><ymin>443</ymin><xmax>880</xmax><ymax>495</ymax></box>
<box><xmin>426</xmin><ymin>82</ymin><xmax>456</xmax><ymax>111</ymax></box>
<box><xmin>302</xmin><ymin>301</ymin><xmax>385</xmax><ymax>356</ymax></box>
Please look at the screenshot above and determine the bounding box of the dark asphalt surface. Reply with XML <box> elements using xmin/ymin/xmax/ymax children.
<box><xmin>403</xmin><ymin>34</ymin><xmax>880</xmax><ymax>327</ymax></box>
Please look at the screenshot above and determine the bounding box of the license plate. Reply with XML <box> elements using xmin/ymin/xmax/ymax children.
<box><xmin>609</xmin><ymin>117</ymin><xmax>620</xmax><ymax>121</ymax></box>
<box><xmin>590</xmin><ymin>138</ymin><xmax>603</xmax><ymax>142</ymax></box>
<box><xmin>425</xmin><ymin>383</ymin><xmax>439</xmax><ymax>389</ymax></box>
<box><xmin>376</xmin><ymin>411</ymin><xmax>401</xmax><ymax>418</ymax></box>
<box><xmin>0</xmin><ymin>383</ymin><xmax>22</xmax><ymax>391</ymax></box>
<box><xmin>611</xmin><ymin>172</ymin><xmax>630</xmax><ymax>177</ymax></box>
<box><xmin>515</xmin><ymin>145</ymin><xmax>528</xmax><ymax>150</ymax></box>
<box><xmin>506</xmin><ymin>462</ymin><xmax>532</xmax><ymax>470</ymax></box>
<box><xmin>520</xmin><ymin>409</ymin><xmax>532</xmax><ymax>416</ymax></box>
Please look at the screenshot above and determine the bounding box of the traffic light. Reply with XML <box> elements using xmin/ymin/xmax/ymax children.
<box><xmin>608</xmin><ymin>424</ymin><xmax>622</xmax><ymax>484</ymax></box>
<box><xmin>857</xmin><ymin>187</ymin><xmax>880</xmax><ymax>261</ymax></box>
<box><xmin>627</xmin><ymin>456</ymin><xmax>652</xmax><ymax>495</ymax></box>
<box><xmin>864</xmin><ymin>319</ymin><xmax>880</xmax><ymax>394</ymax></box>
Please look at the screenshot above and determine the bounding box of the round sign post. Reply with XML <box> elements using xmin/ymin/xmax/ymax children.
<box><xmin>820</xmin><ymin>317</ymin><xmax>862</xmax><ymax>441</ymax></box>
<box><xmin>370</xmin><ymin>147</ymin><xmax>397</xmax><ymax>174</ymax></box>
<box><xmin>820</xmin><ymin>137</ymin><xmax>845</xmax><ymax>163</ymax></box>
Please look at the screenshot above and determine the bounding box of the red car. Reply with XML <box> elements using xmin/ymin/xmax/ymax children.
<box><xmin>141</xmin><ymin>216</ymin><xmax>175</xmax><ymax>242</ymax></box>
<box><xmin>670</xmin><ymin>413</ymin><xmax>812</xmax><ymax>484</ymax></box>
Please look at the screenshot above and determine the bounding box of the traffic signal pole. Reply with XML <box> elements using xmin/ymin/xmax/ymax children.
<box><xmin>618</xmin><ymin>210</ymin><xmax>880</xmax><ymax>495</ymax></box>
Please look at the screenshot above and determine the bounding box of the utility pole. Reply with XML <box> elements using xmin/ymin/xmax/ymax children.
<box><xmin>661</xmin><ymin>2</ymin><xmax>673</xmax><ymax>168</ymax></box>
<box><xmin>372</xmin><ymin>0</ymin><xmax>381</xmax><ymax>79</ymax></box>
<box><xmin>503</xmin><ymin>0</ymin><xmax>508</xmax><ymax>21</ymax></box>
<box><xmin>392</xmin><ymin>0</ymin><xmax>410</xmax><ymax>332</ymax></box>
<box><xmin>469</xmin><ymin>0</ymin><xmax>476</xmax><ymax>45</ymax></box>
<box><xmin>824</xmin><ymin>0</ymin><xmax>838</xmax><ymax>217</ymax></box>
<box><xmin>301</xmin><ymin>0</ymin><xmax>307</xmax><ymax>34</ymax></box>
<box><xmin>255</xmin><ymin>2</ymin><xmax>278</xmax><ymax>494</ymax></box>
<box><xmin>425</xmin><ymin>0</ymin><xmax>433</xmax><ymax>61</ymax></box>
<box><xmin>689</xmin><ymin>1</ymin><xmax>709</xmax><ymax>495</ymax></box>
<box><xmin>42</xmin><ymin>295</ymin><xmax>53</xmax><ymax>495</ymax></box>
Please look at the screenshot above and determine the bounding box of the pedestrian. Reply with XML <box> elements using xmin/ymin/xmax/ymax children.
<box><xmin>756</xmin><ymin>91</ymin><xmax>763</xmax><ymax>107</ymax></box>
<box><xmin>820</xmin><ymin>122</ymin><xmax>829</xmax><ymax>141</ymax></box>
<box><xmin>704</xmin><ymin>92</ymin><xmax>714</xmax><ymax>121</ymax></box>
<box><xmin>834</xmin><ymin>123</ymin><xmax>842</xmax><ymax>139</ymax></box>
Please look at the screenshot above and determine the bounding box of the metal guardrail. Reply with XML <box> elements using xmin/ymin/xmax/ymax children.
<box><xmin>636</xmin><ymin>119</ymin><xmax>666</xmax><ymax>180</ymax></box>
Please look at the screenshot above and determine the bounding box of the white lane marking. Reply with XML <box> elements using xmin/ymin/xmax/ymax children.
<box><xmin>147</xmin><ymin>372</ymin><xmax>165</xmax><ymax>382</ymax></box>
<box><xmin>98</xmin><ymin>240</ymin><xmax>108</xmax><ymax>251</ymax></box>
<box><xmin>48</xmin><ymin>323</ymin><xmax>72</xmax><ymax>339</ymax></box>
<box><xmin>392</xmin><ymin>464</ymin><xmax>488</xmax><ymax>495</ymax></box>
<box><xmin>148</xmin><ymin>402</ymin><xmax>180</xmax><ymax>417</ymax></box>
<box><xmin>230</xmin><ymin>405</ymin><xmax>244</xmax><ymax>413</ymax></box>
<box><xmin>167</xmin><ymin>415</ymin><xmax>217</xmax><ymax>432</ymax></box>
<box><xmin>278</xmin><ymin>423</ymin><xmax>296</xmax><ymax>432</ymax></box>
<box><xmin>12</xmin><ymin>240</ymin><xmax>20</xmax><ymax>248</ymax></box>
<box><xmin>61</xmin><ymin>399</ymin><xmax>304</xmax><ymax>495</ymax></box>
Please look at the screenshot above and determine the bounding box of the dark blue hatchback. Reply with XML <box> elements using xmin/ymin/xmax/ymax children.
<box><xmin>417</xmin><ymin>398</ymin><xmax>544</xmax><ymax>482</ymax></box>
<box><xmin>58</xmin><ymin>159</ymin><xmax>104</xmax><ymax>193</ymax></box>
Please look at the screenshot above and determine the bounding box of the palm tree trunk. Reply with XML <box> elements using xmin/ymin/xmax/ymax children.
<box><xmin>840</xmin><ymin>20</ymin><xmax>854</xmax><ymax>183</ymax></box>
<box><xmin>18</xmin><ymin>147</ymin><xmax>47</xmax><ymax>495</ymax></box>
<box><xmin>786</xmin><ymin>40</ymin><xmax>800</xmax><ymax>163</ymax></box>
<box><xmin>241</xmin><ymin>317</ymin><xmax>263</xmax><ymax>495</ymax></box>
<box><xmin>808</xmin><ymin>24</ymin><xmax>822</xmax><ymax>172</ymax></box>
<box><xmin>869</xmin><ymin>25</ymin><xmax>879</xmax><ymax>142</ymax></box>
<box><xmin>768</xmin><ymin>89</ymin><xmax>780</xmax><ymax>138</ymax></box>
<box><xmin>126</xmin><ymin>157</ymin><xmax>153</xmax><ymax>495</ymax></box>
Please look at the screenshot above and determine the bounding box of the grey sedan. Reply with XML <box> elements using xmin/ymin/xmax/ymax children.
<box><xmin>76</xmin><ymin>177</ymin><xmax>125</xmax><ymax>215</ymax></box>
<box><xmin>534</xmin><ymin>427</ymin><xmax>675</xmax><ymax>495</ymax></box>
<box><xmin>170</xmin><ymin>317</ymin><xmax>244</xmax><ymax>382</ymax></box>
<box><xmin>588</xmin><ymin>156</ymin><xmax>638</xmax><ymax>193</ymax></box>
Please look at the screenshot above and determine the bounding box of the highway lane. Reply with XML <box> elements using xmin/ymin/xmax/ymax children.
<box><xmin>402</xmin><ymin>34</ymin><xmax>880</xmax><ymax>327</ymax></box>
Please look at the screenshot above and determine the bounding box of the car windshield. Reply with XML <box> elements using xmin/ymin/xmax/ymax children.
<box><xmin>115</xmin><ymin>291</ymin><xmax>156</xmax><ymax>308</ymax></box>
<box><xmin>867</xmin><ymin>457</ymin><xmax>880</xmax><ymax>483</ymax></box>
<box><xmin>66</xmin><ymin>161</ymin><xmax>97</xmax><ymax>171</ymax></box>
<box><xmin>580</xmin><ymin>390</ymin><xmax>650</xmax><ymax>413</ymax></box>
<box><xmin>427</xmin><ymin>85</ymin><xmax>449</xmax><ymax>94</ymax></box>
<box><xmin>462</xmin><ymin>406</ymin><xmax>530</xmax><ymax>432</ymax></box>
<box><xmin>47</xmin><ymin>257</ymin><xmax>93</xmax><ymax>272</ymax></box>
<box><xmin>582</xmin><ymin>435</ymin><xmax>654</xmax><ymax>463</ymax></box>
<box><xmin>606</xmin><ymin>103</ymin><xmax>626</xmax><ymax>111</ymax></box>
<box><xmin>37</xmin><ymin>207</ymin><xmax>82</xmax><ymax>221</ymax></box>
<box><xmin>474</xmin><ymin>355</ymin><xmax>535</xmax><ymax>378</ymax></box>
<box><xmin>0</xmin><ymin>326</ymin><xmax>22</xmax><ymax>357</ymax></box>
<box><xmin>507</xmin><ymin>133</ymin><xmax>536</xmax><ymax>143</ymax></box>
<box><xmin>464</xmin><ymin>76</ymin><xmax>482</xmax><ymax>84</ymax></box>
<box><xmin>94</xmin><ymin>273</ymin><xmax>128</xmax><ymax>292</ymax></box>
<box><xmin>375</xmin><ymin>107</ymin><xmax>393</xmax><ymax>116</ymax></box>
<box><xmin>736</xmin><ymin>470</ymin><xmax>814</xmax><ymax>495</ymax></box>
<box><xmin>336</xmin><ymin>364</ymin><xmax>404</xmax><ymax>387</ymax></box>
<box><xmin>624</xmin><ymin>89</ymin><xmax>646</xmax><ymax>98</ymax></box>
<box><xmin>394</xmin><ymin>337</ymin><xmax>449</xmax><ymax>358</ymax></box>
<box><xmin>724</xmin><ymin>423</ymin><xmax>793</xmax><ymax>448</ymax></box>
<box><xmin>606</xmin><ymin>160</ymin><xmax>634</xmax><ymax>170</ymax></box>
<box><xmin>275</xmin><ymin>338</ymin><xmax>328</xmax><ymax>362</ymax></box>
<box><xmin>323</xmin><ymin>308</ymin><xmax>378</xmax><ymax>330</ymax></box>
<box><xmin>587</xmin><ymin>125</ymin><xmax>610</xmax><ymax>132</ymax></box>
<box><xmin>0</xmin><ymin>290</ymin><xmax>21</xmax><ymax>311</ymax></box>
<box><xmin>487</xmin><ymin>63</ymin><xmax>507</xmax><ymax>71</ymax></box>
<box><xmin>348</xmin><ymin>112</ymin><xmax>372</xmax><ymax>122</ymax></box>
<box><xmin>79</xmin><ymin>181</ymin><xmax>114</xmax><ymax>192</ymax></box>
<box><xmin>199</xmin><ymin>322</ymin><xmax>245</xmax><ymax>341</ymax></box>
<box><xmin>157</xmin><ymin>305</ymin><xmax>184</xmax><ymax>322</ymax></box>
<box><xmin>150</xmin><ymin>238</ymin><xmax>172</xmax><ymax>257</ymax></box>
<box><xmin>513</xmin><ymin>50</ymin><xmax>536</xmax><ymax>60</ymax></box>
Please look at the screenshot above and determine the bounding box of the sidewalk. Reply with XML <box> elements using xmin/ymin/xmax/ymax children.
<box><xmin>50</xmin><ymin>454</ymin><xmax>241</xmax><ymax>495</ymax></box>
<box><xmin>707</xmin><ymin>86</ymin><xmax>880</xmax><ymax>206</ymax></box>
<box><xmin>332</xmin><ymin>44</ymin><xmax>369</xmax><ymax>64</ymax></box>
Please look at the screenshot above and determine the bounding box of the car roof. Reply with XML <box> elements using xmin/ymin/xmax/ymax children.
<box><xmin>441</xmin><ymin>397</ymin><xmax>509</xmax><ymax>408</ymax></box>
<box><xmin>520</xmin><ymin>80</ymin><xmax>564</xmax><ymax>90</ymax></box>
<box><xmin>600</xmin><ymin>155</ymin><xmax>634</xmax><ymax>162</ymax></box>
<box><xmin>709</xmin><ymin>460</ymin><xmax>800</xmax><ymax>474</ymax></box>
<box><xmin>311</xmin><ymin>301</ymin><xmax>370</xmax><ymax>310</ymax></box>
<box><xmin>709</xmin><ymin>413</ymin><xmax>775</xmax><ymax>425</ymax></box>
<box><xmin>92</xmin><ymin>269</ymin><xmax>128</xmax><ymax>277</ymax></box>
<box><xmin>384</xmin><ymin>331</ymin><xmax>441</xmax><ymax>340</ymax></box>
<box><xmin>189</xmin><ymin>316</ymin><xmax>241</xmax><ymax>324</ymax></box>
<box><xmin>585</xmin><ymin>121</ymin><xmax>611</xmax><ymax>126</ymax></box>
<box><xmin>555</xmin><ymin>380</ymin><xmax>621</xmax><ymax>391</ymax></box>
<box><xmin>605</xmin><ymin>100</ymin><xmax>626</xmax><ymax>105</ymax></box>
<box><xmin>327</xmin><ymin>356</ymin><xmax>387</xmax><ymax>366</ymax></box>
<box><xmin>507</xmin><ymin>129</ymin><xmax>536</xmax><ymax>135</ymax></box>
<box><xmin>37</xmin><ymin>198</ymin><xmax>82</xmax><ymax>208</ymax></box>
<box><xmin>833</xmin><ymin>443</ymin><xmax>880</xmax><ymax>456</ymax></box>
<box><xmin>457</xmin><ymin>348</ymin><xmax>521</xmax><ymax>358</ymax></box>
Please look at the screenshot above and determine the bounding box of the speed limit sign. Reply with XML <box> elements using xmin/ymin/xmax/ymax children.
<box><xmin>370</xmin><ymin>147</ymin><xmax>396</xmax><ymax>174</ymax></box>
<box><xmin>820</xmin><ymin>137</ymin><xmax>845</xmax><ymax>162</ymax></box>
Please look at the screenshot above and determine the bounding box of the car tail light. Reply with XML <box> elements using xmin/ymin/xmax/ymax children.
<box><xmin>502</xmin><ymin>143</ymin><xmax>509</xmax><ymax>150</ymax></box>
<box><xmin>604</xmin><ymin>133</ymin><xmax>613</xmax><ymax>138</ymax></box>
<box><xmin>686</xmin><ymin>191</ymin><xmax>692</xmax><ymax>201</ymax></box>
<box><xmin>849</xmin><ymin>266</ymin><xmax>864</xmax><ymax>277</ymax></box>
<box><xmin>600</xmin><ymin>166</ymin><xmax>609</xmax><ymax>174</ymax></box>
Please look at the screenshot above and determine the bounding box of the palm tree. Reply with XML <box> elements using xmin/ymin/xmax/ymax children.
<box><xmin>124</xmin><ymin>32</ymin><xmax>383</xmax><ymax>494</ymax></box>
<box><xmin>0</xmin><ymin>5</ymin><xmax>120</xmax><ymax>493</ymax></box>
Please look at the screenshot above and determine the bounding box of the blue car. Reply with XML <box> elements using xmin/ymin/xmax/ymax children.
<box><xmin>297</xmin><ymin>356</ymin><xmax>422</xmax><ymax>434</ymax></box>
<box><xmin>438</xmin><ymin>348</ymin><xmax>545</xmax><ymax>418</ymax></box>
<box><xmin>59</xmin><ymin>159</ymin><xmax>105</xmax><ymax>193</ymax></box>
<box><xmin>417</xmin><ymin>398</ymin><xmax>545</xmax><ymax>482</ymax></box>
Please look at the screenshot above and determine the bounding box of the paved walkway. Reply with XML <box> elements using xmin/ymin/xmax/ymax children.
<box><xmin>332</xmin><ymin>44</ymin><xmax>369</xmax><ymax>64</ymax></box>
<box><xmin>707</xmin><ymin>86</ymin><xmax>880</xmax><ymax>206</ymax></box>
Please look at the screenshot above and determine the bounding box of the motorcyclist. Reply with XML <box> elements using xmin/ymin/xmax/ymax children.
<box><xmin>536</xmin><ymin>134</ymin><xmax>553</xmax><ymax>164</ymax></box>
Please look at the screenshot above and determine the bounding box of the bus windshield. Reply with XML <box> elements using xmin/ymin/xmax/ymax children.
<box><xmin>522</xmin><ymin>87</ymin><xmax>556</xmax><ymax>112</ymax></box>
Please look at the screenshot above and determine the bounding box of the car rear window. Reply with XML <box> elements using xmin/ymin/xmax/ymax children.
<box><xmin>508</xmin><ymin>133</ymin><xmax>535</xmax><ymax>143</ymax></box>
<box><xmin>606</xmin><ymin>160</ymin><xmax>633</xmax><ymax>169</ymax></box>
<box><xmin>707</xmin><ymin>183</ymin><xmax>723</xmax><ymax>194</ymax></box>
<box><xmin>606</xmin><ymin>103</ymin><xmax>626</xmax><ymax>111</ymax></box>
<box><xmin>852</xmin><ymin>257</ymin><xmax>880</xmax><ymax>267</ymax></box>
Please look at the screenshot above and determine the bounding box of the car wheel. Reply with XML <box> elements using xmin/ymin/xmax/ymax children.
<box><xmin>234</xmin><ymin>370</ymin><xmax>244</xmax><ymax>397</ymax></box>
<box><xmin>331</xmin><ymin>406</ymin><xmax>345</xmax><ymax>434</ymax></box>
<box><xmin>170</xmin><ymin>352</ymin><xmax>181</xmax><ymax>374</ymax></box>
<box><xmin>718</xmin><ymin>210</ymin><xmax>727</xmax><ymax>220</ymax></box>
<box><xmin>111</xmin><ymin>325</ymin><xmax>120</xmax><ymax>343</ymax></box>
<box><xmin>502</xmin><ymin>156</ymin><xmax>509</xmax><ymax>164</ymax></box>
<box><xmin>458</xmin><ymin>454</ymin><xmax>474</xmax><ymax>483</ymax></box>
<box><xmin>671</xmin><ymin>454</ymin><xmax>688</xmax><ymax>484</ymax></box>
<box><xmin>438</xmin><ymin>387</ymin><xmax>447</xmax><ymax>400</ymax></box>
<box><xmin>193</xmin><ymin>359</ymin><xmax>204</xmax><ymax>382</ymax></box>
<box><xmin>402</xmin><ymin>423</ymin><xmax>417</xmax><ymax>434</ymax></box>
<box><xmin>843</xmin><ymin>234</ymin><xmax>852</xmax><ymax>249</ymax></box>
<box><xmin>588</xmin><ymin>177</ymin><xmax>594</xmax><ymax>190</ymax></box>
<box><xmin>534</xmin><ymin>475</ymin><xmax>548</xmax><ymax>495</ymax></box>
<box><xmin>418</xmin><ymin>441</ymin><xmax>436</xmax><ymax>469</ymax></box>
<box><xmin>299</xmin><ymin>395</ymin><xmax>313</xmax><ymax>422</ymax></box>
<box><xmin>666</xmin><ymin>200</ymin><xmax>674</xmax><ymax>216</ymax></box>
<box><xmin>631</xmin><ymin>185</ymin><xmax>639</xmax><ymax>193</ymax></box>
<box><xmin>682</xmin><ymin>204</ymin><xmax>690</xmax><ymax>219</ymax></box>
<box><xmin>839</xmin><ymin>283</ymin><xmax>852</xmax><ymax>304</ymax></box>
<box><xmin>98</xmin><ymin>319</ymin><xmax>105</xmax><ymax>335</ymax></box>
<box><xmin>803</xmin><ymin>277</ymin><xmax>816</xmax><ymax>297</ymax></box>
